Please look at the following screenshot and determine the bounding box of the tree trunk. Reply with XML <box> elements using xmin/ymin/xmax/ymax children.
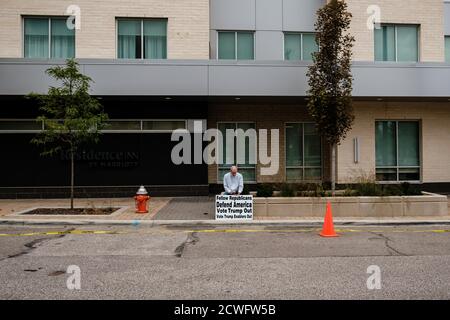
<box><xmin>331</xmin><ymin>143</ymin><xmax>336</xmax><ymax>196</ymax></box>
<box><xmin>70</xmin><ymin>150</ymin><xmax>75</xmax><ymax>209</ymax></box>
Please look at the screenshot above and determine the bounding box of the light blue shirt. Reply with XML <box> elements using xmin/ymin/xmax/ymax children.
<box><xmin>223</xmin><ymin>172</ymin><xmax>244</xmax><ymax>194</ymax></box>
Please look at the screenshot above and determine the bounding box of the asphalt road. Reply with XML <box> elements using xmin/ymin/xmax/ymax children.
<box><xmin>0</xmin><ymin>224</ymin><xmax>449</xmax><ymax>299</ymax></box>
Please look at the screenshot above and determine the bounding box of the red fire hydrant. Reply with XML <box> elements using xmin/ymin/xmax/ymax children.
<box><xmin>134</xmin><ymin>185</ymin><xmax>150</xmax><ymax>214</ymax></box>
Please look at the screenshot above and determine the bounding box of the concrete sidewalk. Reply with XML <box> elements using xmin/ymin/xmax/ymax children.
<box><xmin>0</xmin><ymin>196</ymin><xmax>449</xmax><ymax>226</ymax></box>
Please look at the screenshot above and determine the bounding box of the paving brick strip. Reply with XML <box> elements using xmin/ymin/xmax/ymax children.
<box><xmin>0</xmin><ymin>197</ymin><xmax>449</xmax><ymax>226</ymax></box>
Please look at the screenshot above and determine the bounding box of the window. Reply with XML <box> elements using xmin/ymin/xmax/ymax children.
<box><xmin>285</xmin><ymin>123</ymin><xmax>322</xmax><ymax>181</ymax></box>
<box><xmin>218</xmin><ymin>31</ymin><xmax>254</xmax><ymax>60</ymax></box>
<box><xmin>218</xmin><ymin>123</ymin><xmax>256</xmax><ymax>182</ymax></box>
<box><xmin>0</xmin><ymin>120</ymin><xmax>43</xmax><ymax>131</ymax></box>
<box><xmin>24</xmin><ymin>17</ymin><xmax>75</xmax><ymax>59</ymax></box>
<box><xmin>0</xmin><ymin>119</ymin><xmax>186</xmax><ymax>133</ymax></box>
<box><xmin>374</xmin><ymin>25</ymin><xmax>419</xmax><ymax>62</ymax></box>
<box><xmin>104</xmin><ymin>120</ymin><xmax>186</xmax><ymax>132</ymax></box>
<box><xmin>284</xmin><ymin>33</ymin><xmax>318</xmax><ymax>61</ymax></box>
<box><xmin>117</xmin><ymin>19</ymin><xmax>167</xmax><ymax>59</ymax></box>
<box><xmin>375</xmin><ymin>121</ymin><xmax>420</xmax><ymax>181</ymax></box>
<box><xmin>445</xmin><ymin>36</ymin><xmax>450</xmax><ymax>63</ymax></box>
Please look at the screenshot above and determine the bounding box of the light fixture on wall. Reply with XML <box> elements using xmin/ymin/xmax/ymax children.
<box><xmin>353</xmin><ymin>137</ymin><xmax>360</xmax><ymax>164</ymax></box>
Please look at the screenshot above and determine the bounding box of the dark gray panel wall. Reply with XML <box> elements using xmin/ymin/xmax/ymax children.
<box><xmin>210</xmin><ymin>0</ymin><xmax>256</xmax><ymax>30</ymax></box>
<box><xmin>283</xmin><ymin>0</ymin><xmax>325</xmax><ymax>32</ymax></box>
<box><xmin>256</xmin><ymin>0</ymin><xmax>283</xmax><ymax>30</ymax></box>
<box><xmin>255</xmin><ymin>32</ymin><xmax>284</xmax><ymax>60</ymax></box>
<box><xmin>2</xmin><ymin>59</ymin><xmax>450</xmax><ymax>98</ymax></box>
<box><xmin>210</xmin><ymin>0</ymin><xmax>325</xmax><ymax>60</ymax></box>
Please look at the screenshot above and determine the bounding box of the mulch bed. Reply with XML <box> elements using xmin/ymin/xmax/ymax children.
<box><xmin>22</xmin><ymin>207</ymin><xmax>119</xmax><ymax>215</ymax></box>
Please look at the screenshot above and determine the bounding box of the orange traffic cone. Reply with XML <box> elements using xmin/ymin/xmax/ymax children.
<box><xmin>319</xmin><ymin>202</ymin><xmax>339</xmax><ymax>237</ymax></box>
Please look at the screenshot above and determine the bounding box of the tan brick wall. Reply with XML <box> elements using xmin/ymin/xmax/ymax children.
<box><xmin>344</xmin><ymin>0</ymin><xmax>444</xmax><ymax>62</ymax></box>
<box><xmin>0</xmin><ymin>0</ymin><xmax>209</xmax><ymax>59</ymax></box>
<box><xmin>337</xmin><ymin>101</ymin><xmax>450</xmax><ymax>183</ymax></box>
<box><xmin>207</xmin><ymin>104</ymin><xmax>331</xmax><ymax>184</ymax></box>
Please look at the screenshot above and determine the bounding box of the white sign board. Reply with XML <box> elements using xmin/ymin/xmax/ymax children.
<box><xmin>215</xmin><ymin>195</ymin><xmax>253</xmax><ymax>221</ymax></box>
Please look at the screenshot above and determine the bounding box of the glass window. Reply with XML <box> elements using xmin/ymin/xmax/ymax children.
<box><xmin>24</xmin><ymin>17</ymin><xmax>75</xmax><ymax>59</ymax></box>
<box><xmin>396</xmin><ymin>25</ymin><xmax>418</xmax><ymax>62</ymax></box>
<box><xmin>237</xmin><ymin>32</ymin><xmax>254</xmax><ymax>60</ymax></box>
<box><xmin>104</xmin><ymin>120</ymin><xmax>185</xmax><ymax>131</ymax></box>
<box><xmin>286</xmin><ymin>123</ymin><xmax>322</xmax><ymax>181</ymax></box>
<box><xmin>374</xmin><ymin>25</ymin><xmax>396</xmax><ymax>62</ymax></box>
<box><xmin>118</xmin><ymin>19</ymin><xmax>167</xmax><ymax>59</ymax></box>
<box><xmin>284</xmin><ymin>34</ymin><xmax>301</xmax><ymax>60</ymax></box>
<box><xmin>105</xmin><ymin>121</ymin><xmax>141</xmax><ymax>131</ymax></box>
<box><xmin>143</xmin><ymin>120</ymin><xmax>185</xmax><ymax>131</ymax></box>
<box><xmin>374</xmin><ymin>24</ymin><xmax>418</xmax><ymax>62</ymax></box>
<box><xmin>218</xmin><ymin>32</ymin><xmax>235</xmax><ymax>60</ymax></box>
<box><xmin>0</xmin><ymin>120</ymin><xmax>42</xmax><ymax>131</ymax></box>
<box><xmin>51</xmin><ymin>19</ymin><xmax>75</xmax><ymax>59</ymax></box>
<box><xmin>218</xmin><ymin>123</ymin><xmax>256</xmax><ymax>182</ymax></box>
<box><xmin>375</xmin><ymin>121</ymin><xmax>420</xmax><ymax>181</ymax></box>
<box><xmin>24</xmin><ymin>18</ymin><xmax>49</xmax><ymax>58</ymax></box>
<box><xmin>218</xmin><ymin>31</ymin><xmax>254</xmax><ymax>60</ymax></box>
<box><xmin>144</xmin><ymin>20</ymin><xmax>167</xmax><ymax>59</ymax></box>
<box><xmin>302</xmin><ymin>33</ymin><xmax>318</xmax><ymax>61</ymax></box>
<box><xmin>118</xmin><ymin>20</ymin><xmax>142</xmax><ymax>59</ymax></box>
<box><xmin>284</xmin><ymin>33</ymin><xmax>318</xmax><ymax>61</ymax></box>
<box><xmin>445</xmin><ymin>36</ymin><xmax>450</xmax><ymax>63</ymax></box>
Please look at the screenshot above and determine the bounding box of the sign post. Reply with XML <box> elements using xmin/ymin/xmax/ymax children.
<box><xmin>215</xmin><ymin>195</ymin><xmax>253</xmax><ymax>221</ymax></box>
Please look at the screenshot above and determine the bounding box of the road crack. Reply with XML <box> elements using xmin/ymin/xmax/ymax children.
<box><xmin>3</xmin><ymin>228</ymin><xmax>75</xmax><ymax>261</ymax></box>
<box><xmin>370</xmin><ymin>231</ymin><xmax>408</xmax><ymax>256</ymax></box>
<box><xmin>174</xmin><ymin>232</ymin><xmax>199</xmax><ymax>258</ymax></box>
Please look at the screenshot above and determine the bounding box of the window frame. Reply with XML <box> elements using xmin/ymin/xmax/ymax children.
<box><xmin>283</xmin><ymin>32</ymin><xmax>318</xmax><ymax>61</ymax></box>
<box><xmin>116</xmin><ymin>18</ymin><xmax>168</xmax><ymax>60</ymax></box>
<box><xmin>445</xmin><ymin>36</ymin><xmax>450</xmax><ymax>63</ymax></box>
<box><xmin>22</xmin><ymin>16</ymin><xmax>76</xmax><ymax>59</ymax></box>
<box><xmin>217</xmin><ymin>121</ymin><xmax>257</xmax><ymax>183</ymax></box>
<box><xmin>216</xmin><ymin>30</ymin><xmax>255</xmax><ymax>60</ymax></box>
<box><xmin>0</xmin><ymin>119</ymin><xmax>187</xmax><ymax>134</ymax></box>
<box><xmin>284</xmin><ymin>122</ymin><xmax>323</xmax><ymax>182</ymax></box>
<box><xmin>375</xmin><ymin>120</ymin><xmax>422</xmax><ymax>183</ymax></box>
<box><xmin>374</xmin><ymin>24</ymin><xmax>420</xmax><ymax>62</ymax></box>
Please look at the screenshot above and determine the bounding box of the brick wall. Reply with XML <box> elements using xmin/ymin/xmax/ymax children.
<box><xmin>344</xmin><ymin>0</ymin><xmax>445</xmax><ymax>62</ymax></box>
<box><xmin>337</xmin><ymin>101</ymin><xmax>450</xmax><ymax>183</ymax></box>
<box><xmin>0</xmin><ymin>0</ymin><xmax>209</xmax><ymax>59</ymax></box>
<box><xmin>207</xmin><ymin>103</ymin><xmax>331</xmax><ymax>184</ymax></box>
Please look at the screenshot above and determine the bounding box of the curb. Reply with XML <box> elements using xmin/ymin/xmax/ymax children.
<box><xmin>1</xmin><ymin>218</ymin><xmax>450</xmax><ymax>227</ymax></box>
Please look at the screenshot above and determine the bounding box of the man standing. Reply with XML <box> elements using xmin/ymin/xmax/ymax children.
<box><xmin>223</xmin><ymin>166</ymin><xmax>244</xmax><ymax>195</ymax></box>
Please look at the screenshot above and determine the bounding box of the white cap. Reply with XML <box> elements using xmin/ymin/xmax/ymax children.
<box><xmin>136</xmin><ymin>186</ymin><xmax>148</xmax><ymax>195</ymax></box>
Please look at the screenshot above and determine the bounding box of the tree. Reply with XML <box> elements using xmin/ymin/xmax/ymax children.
<box><xmin>307</xmin><ymin>0</ymin><xmax>355</xmax><ymax>195</ymax></box>
<box><xmin>28</xmin><ymin>59</ymin><xmax>108</xmax><ymax>209</ymax></box>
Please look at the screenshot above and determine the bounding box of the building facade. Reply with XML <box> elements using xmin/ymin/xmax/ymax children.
<box><xmin>0</xmin><ymin>0</ymin><xmax>450</xmax><ymax>197</ymax></box>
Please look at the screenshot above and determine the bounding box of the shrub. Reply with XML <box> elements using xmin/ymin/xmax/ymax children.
<box><xmin>280</xmin><ymin>184</ymin><xmax>296</xmax><ymax>197</ymax></box>
<box><xmin>354</xmin><ymin>182</ymin><xmax>383</xmax><ymax>196</ymax></box>
<box><xmin>381</xmin><ymin>184</ymin><xmax>403</xmax><ymax>196</ymax></box>
<box><xmin>256</xmin><ymin>184</ymin><xmax>274</xmax><ymax>197</ymax></box>
<box><xmin>400</xmin><ymin>182</ymin><xmax>422</xmax><ymax>196</ymax></box>
<box><xmin>313</xmin><ymin>184</ymin><xmax>326</xmax><ymax>197</ymax></box>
